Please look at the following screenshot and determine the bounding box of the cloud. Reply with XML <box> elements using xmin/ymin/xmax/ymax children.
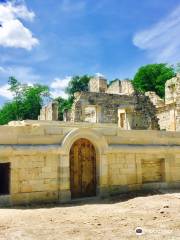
<box><xmin>50</xmin><ymin>76</ymin><xmax>72</xmax><ymax>99</ymax></box>
<box><xmin>0</xmin><ymin>84</ymin><xmax>12</xmax><ymax>99</ymax></box>
<box><xmin>133</xmin><ymin>5</ymin><xmax>180</xmax><ymax>63</ymax></box>
<box><xmin>0</xmin><ymin>1</ymin><xmax>38</xmax><ymax>50</ymax></box>
<box><xmin>0</xmin><ymin>65</ymin><xmax>40</xmax><ymax>83</ymax></box>
<box><xmin>59</xmin><ymin>0</ymin><xmax>86</xmax><ymax>13</ymax></box>
<box><xmin>0</xmin><ymin>65</ymin><xmax>39</xmax><ymax>99</ymax></box>
<box><xmin>95</xmin><ymin>72</ymin><xmax>105</xmax><ymax>78</ymax></box>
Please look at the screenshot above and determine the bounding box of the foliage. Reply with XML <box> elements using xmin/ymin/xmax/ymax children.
<box><xmin>55</xmin><ymin>97</ymin><xmax>73</xmax><ymax>120</ymax></box>
<box><xmin>132</xmin><ymin>64</ymin><xmax>175</xmax><ymax>98</ymax></box>
<box><xmin>0</xmin><ymin>77</ymin><xmax>50</xmax><ymax>125</ymax></box>
<box><xmin>65</xmin><ymin>75</ymin><xmax>91</xmax><ymax>100</ymax></box>
<box><xmin>55</xmin><ymin>75</ymin><xmax>91</xmax><ymax>120</ymax></box>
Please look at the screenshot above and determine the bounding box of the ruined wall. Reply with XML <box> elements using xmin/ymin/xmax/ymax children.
<box><xmin>70</xmin><ymin>91</ymin><xmax>159</xmax><ymax>130</ymax></box>
<box><xmin>146</xmin><ymin>74</ymin><xmax>180</xmax><ymax>131</ymax></box>
<box><xmin>89</xmin><ymin>76</ymin><xmax>108</xmax><ymax>93</ymax></box>
<box><xmin>145</xmin><ymin>92</ymin><xmax>164</xmax><ymax>108</ymax></box>
<box><xmin>39</xmin><ymin>102</ymin><xmax>58</xmax><ymax>121</ymax></box>
<box><xmin>120</xmin><ymin>80</ymin><xmax>134</xmax><ymax>95</ymax></box>
<box><xmin>0</xmin><ymin>121</ymin><xmax>180</xmax><ymax>205</ymax></box>
<box><xmin>106</xmin><ymin>80</ymin><xmax>121</xmax><ymax>94</ymax></box>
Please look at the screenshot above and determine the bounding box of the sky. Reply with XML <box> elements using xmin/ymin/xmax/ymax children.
<box><xmin>0</xmin><ymin>0</ymin><xmax>180</xmax><ymax>105</ymax></box>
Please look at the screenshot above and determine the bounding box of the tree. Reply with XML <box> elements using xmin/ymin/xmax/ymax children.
<box><xmin>0</xmin><ymin>78</ymin><xmax>50</xmax><ymax>125</ymax></box>
<box><xmin>0</xmin><ymin>102</ymin><xmax>18</xmax><ymax>125</ymax></box>
<box><xmin>54</xmin><ymin>75</ymin><xmax>91</xmax><ymax>119</ymax></box>
<box><xmin>8</xmin><ymin>77</ymin><xmax>23</xmax><ymax>120</ymax></box>
<box><xmin>22</xmin><ymin>84</ymin><xmax>50</xmax><ymax>120</ymax></box>
<box><xmin>65</xmin><ymin>75</ymin><xmax>91</xmax><ymax>100</ymax></box>
<box><xmin>55</xmin><ymin>97</ymin><xmax>73</xmax><ymax>120</ymax></box>
<box><xmin>132</xmin><ymin>64</ymin><xmax>175</xmax><ymax>98</ymax></box>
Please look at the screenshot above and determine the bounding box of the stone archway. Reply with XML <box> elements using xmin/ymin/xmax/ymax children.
<box><xmin>70</xmin><ymin>138</ymin><xmax>96</xmax><ymax>199</ymax></box>
<box><xmin>59</xmin><ymin>128</ymin><xmax>109</xmax><ymax>202</ymax></box>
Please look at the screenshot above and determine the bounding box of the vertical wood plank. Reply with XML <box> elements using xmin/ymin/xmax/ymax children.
<box><xmin>70</xmin><ymin>138</ymin><xmax>96</xmax><ymax>198</ymax></box>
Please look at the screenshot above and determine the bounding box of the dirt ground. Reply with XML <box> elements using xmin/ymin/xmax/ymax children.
<box><xmin>0</xmin><ymin>190</ymin><xmax>180</xmax><ymax>240</ymax></box>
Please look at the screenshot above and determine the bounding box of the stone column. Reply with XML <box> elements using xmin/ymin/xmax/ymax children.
<box><xmin>59</xmin><ymin>154</ymin><xmax>71</xmax><ymax>203</ymax></box>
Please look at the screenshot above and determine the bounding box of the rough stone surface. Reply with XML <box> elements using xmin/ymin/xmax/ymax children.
<box><xmin>107</xmin><ymin>79</ymin><xmax>134</xmax><ymax>95</ymax></box>
<box><xmin>0</xmin><ymin>120</ymin><xmax>179</xmax><ymax>205</ymax></box>
<box><xmin>39</xmin><ymin>74</ymin><xmax>180</xmax><ymax>131</ymax></box>
<box><xmin>69</xmin><ymin>91</ymin><xmax>159</xmax><ymax>130</ymax></box>
<box><xmin>147</xmin><ymin>74</ymin><xmax>180</xmax><ymax>131</ymax></box>
<box><xmin>39</xmin><ymin>101</ymin><xmax>58</xmax><ymax>121</ymax></box>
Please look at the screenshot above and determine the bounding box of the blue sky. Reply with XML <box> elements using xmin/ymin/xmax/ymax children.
<box><xmin>0</xmin><ymin>0</ymin><xmax>180</xmax><ymax>104</ymax></box>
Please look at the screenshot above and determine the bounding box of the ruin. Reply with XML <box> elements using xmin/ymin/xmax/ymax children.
<box><xmin>39</xmin><ymin>76</ymin><xmax>159</xmax><ymax>130</ymax></box>
<box><xmin>147</xmin><ymin>73</ymin><xmax>180</xmax><ymax>131</ymax></box>
<box><xmin>39</xmin><ymin>74</ymin><xmax>180</xmax><ymax>132</ymax></box>
<box><xmin>1</xmin><ymin>74</ymin><xmax>180</xmax><ymax>206</ymax></box>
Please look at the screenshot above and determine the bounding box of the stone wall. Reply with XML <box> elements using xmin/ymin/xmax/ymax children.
<box><xmin>70</xmin><ymin>91</ymin><xmax>159</xmax><ymax>130</ymax></box>
<box><xmin>39</xmin><ymin>102</ymin><xmax>58</xmax><ymax>121</ymax></box>
<box><xmin>0</xmin><ymin>120</ymin><xmax>180</xmax><ymax>205</ymax></box>
<box><xmin>89</xmin><ymin>76</ymin><xmax>108</xmax><ymax>93</ymax></box>
<box><xmin>89</xmin><ymin>77</ymin><xmax>134</xmax><ymax>95</ymax></box>
<box><xmin>146</xmin><ymin>74</ymin><xmax>180</xmax><ymax>131</ymax></box>
<box><xmin>107</xmin><ymin>80</ymin><xmax>134</xmax><ymax>95</ymax></box>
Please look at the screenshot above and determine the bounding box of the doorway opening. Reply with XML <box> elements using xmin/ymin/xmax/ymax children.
<box><xmin>70</xmin><ymin>138</ymin><xmax>96</xmax><ymax>199</ymax></box>
<box><xmin>0</xmin><ymin>163</ymin><xmax>10</xmax><ymax>195</ymax></box>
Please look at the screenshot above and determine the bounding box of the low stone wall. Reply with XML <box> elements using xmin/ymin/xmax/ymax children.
<box><xmin>0</xmin><ymin>120</ymin><xmax>180</xmax><ymax>205</ymax></box>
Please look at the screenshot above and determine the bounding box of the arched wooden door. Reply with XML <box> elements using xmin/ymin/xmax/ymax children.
<box><xmin>70</xmin><ymin>138</ymin><xmax>96</xmax><ymax>199</ymax></box>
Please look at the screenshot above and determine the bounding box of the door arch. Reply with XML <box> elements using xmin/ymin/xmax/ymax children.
<box><xmin>70</xmin><ymin>138</ymin><xmax>96</xmax><ymax>199</ymax></box>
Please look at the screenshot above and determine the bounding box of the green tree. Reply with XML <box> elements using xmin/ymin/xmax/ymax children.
<box><xmin>0</xmin><ymin>78</ymin><xmax>50</xmax><ymax>125</ymax></box>
<box><xmin>132</xmin><ymin>64</ymin><xmax>175</xmax><ymax>98</ymax></box>
<box><xmin>0</xmin><ymin>102</ymin><xmax>18</xmax><ymax>125</ymax></box>
<box><xmin>22</xmin><ymin>84</ymin><xmax>50</xmax><ymax>120</ymax></box>
<box><xmin>54</xmin><ymin>75</ymin><xmax>91</xmax><ymax>119</ymax></box>
<box><xmin>65</xmin><ymin>75</ymin><xmax>91</xmax><ymax>100</ymax></box>
<box><xmin>55</xmin><ymin>97</ymin><xmax>73</xmax><ymax>120</ymax></box>
<box><xmin>8</xmin><ymin>77</ymin><xmax>23</xmax><ymax>120</ymax></box>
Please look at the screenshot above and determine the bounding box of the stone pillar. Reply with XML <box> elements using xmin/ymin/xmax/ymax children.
<box><xmin>52</xmin><ymin>102</ymin><xmax>59</xmax><ymax>121</ymax></box>
<box><xmin>59</xmin><ymin>154</ymin><xmax>71</xmax><ymax>203</ymax></box>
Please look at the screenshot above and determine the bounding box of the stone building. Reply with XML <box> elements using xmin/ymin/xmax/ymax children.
<box><xmin>0</xmin><ymin>120</ymin><xmax>180</xmax><ymax>206</ymax></box>
<box><xmin>147</xmin><ymin>74</ymin><xmax>180</xmax><ymax>131</ymax></box>
<box><xmin>1</xmin><ymin>75</ymin><xmax>180</xmax><ymax>206</ymax></box>
<box><xmin>39</xmin><ymin>76</ymin><xmax>159</xmax><ymax>130</ymax></box>
<box><xmin>39</xmin><ymin>74</ymin><xmax>180</xmax><ymax>132</ymax></box>
<box><xmin>39</xmin><ymin>101</ymin><xmax>58</xmax><ymax>121</ymax></box>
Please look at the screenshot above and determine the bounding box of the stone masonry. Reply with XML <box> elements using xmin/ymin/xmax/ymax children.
<box><xmin>1</xmin><ymin>120</ymin><xmax>180</xmax><ymax>206</ymax></box>
<box><xmin>39</xmin><ymin>74</ymin><xmax>180</xmax><ymax>131</ymax></box>
<box><xmin>147</xmin><ymin>74</ymin><xmax>180</xmax><ymax>131</ymax></box>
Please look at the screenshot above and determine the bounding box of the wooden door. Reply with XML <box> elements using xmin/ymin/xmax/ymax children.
<box><xmin>70</xmin><ymin>138</ymin><xmax>96</xmax><ymax>199</ymax></box>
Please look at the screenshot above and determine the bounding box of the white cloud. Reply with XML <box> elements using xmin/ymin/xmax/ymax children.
<box><xmin>50</xmin><ymin>76</ymin><xmax>72</xmax><ymax>99</ymax></box>
<box><xmin>133</xmin><ymin>5</ymin><xmax>180</xmax><ymax>63</ymax></box>
<box><xmin>95</xmin><ymin>72</ymin><xmax>105</xmax><ymax>77</ymax></box>
<box><xmin>0</xmin><ymin>1</ymin><xmax>38</xmax><ymax>50</ymax></box>
<box><xmin>0</xmin><ymin>84</ymin><xmax>13</xmax><ymax>99</ymax></box>
<box><xmin>0</xmin><ymin>65</ymin><xmax>40</xmax><ymax>83</ymax></box>
<box><xmin>0</xmin><ymin>65</ymin><xmax>39</xmax><ymax>100</ymax></box>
